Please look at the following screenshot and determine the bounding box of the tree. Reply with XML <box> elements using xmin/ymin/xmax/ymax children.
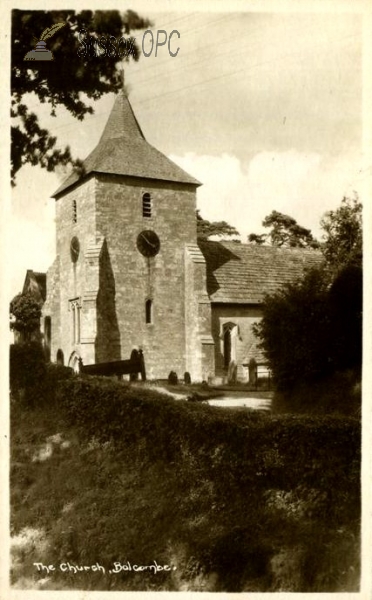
<box><xmin>328</xmin><ymin>264</ymin><xmax>362</xmax><ymax>370</ymax></box>
<box><xmin>10</xmin><ymin>292</ymin><xmax>42</xmax><ymax>341</ymax></box>
<box><xmin>320</xmin><ymin>194</ymin><xmax>363</xmax><ymax>369</ymax></box>
<box><xmin>248</xmin><ymin>210</ymin><xmax>320</xmax><ymax>249</ymax></box>
<box><xmin>252</xmin><ymin>195</ymin><xmax>363</xmax><ymax>390</ymax></box>
<box><xmin>196</xmin><ymin>210</ymin><xmax>240</xmax><ymax>240</ymax></box>
<box><xmin>252</xmin><ymin>267</ymin><xmax>332</xmax><ymax>389</ymax></box>
<box><xmin>11</xmin><ymin>9</ymin><xmax>151</xmax><ymax>185</ymax></box>
<box><xmin>320</xmin><ymin>194</ymin><xmax>362</xmax><ymax>270</ymax></box>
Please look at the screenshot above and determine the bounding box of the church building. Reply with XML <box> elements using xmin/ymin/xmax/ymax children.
<box><xmin>41</xmin><ymin>90</ymin><xmax>320</xmax><ymax>382</ymax></box>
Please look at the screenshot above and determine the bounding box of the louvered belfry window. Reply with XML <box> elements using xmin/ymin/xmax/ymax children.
<box><xmin>142</xmin><ymin>193</ymin><xmax>152</xmax><ymax>218</ymax></box>
<box><xmin>72</xmin><ymin>199</ymin><xmax>77</xmax><ymax>223</ymax></box>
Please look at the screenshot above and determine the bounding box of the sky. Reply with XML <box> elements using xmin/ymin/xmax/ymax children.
<box><xmin>8</xmin><ymin>4</ymin><xmax>370</xmax><ymax>298</ymax></box>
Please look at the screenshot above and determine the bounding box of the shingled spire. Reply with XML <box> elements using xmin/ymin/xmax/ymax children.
<box><xmin>98</xmin><ymin>69</ymin><xmax>145</xmax><ymax>143</ymax></box>
<box><xmin>53</xmin><ymin>79</ymin><xmax>200</xmax><ymax>198</ymax></box>
<box><xmin>98</xmin><ymin>90</ymin><xmax>145</xmax><ymax>143</ymax></box>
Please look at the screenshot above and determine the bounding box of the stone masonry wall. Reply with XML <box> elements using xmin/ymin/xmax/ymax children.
<box><xmin>184</xmin><ymin>245</ymin><xmax>214</xmax><ymax>381</ymax></box>
<box><xmin>53</xmin><ymin>177</ymin><xmax>97</xmax><ymax>367</ymax></box>
<box><xmin>95</xmin><ymin>174</ymin><xmax>199</xmax><ymax>380</ymax></box>
<box><xmin>42</xmin><ymin>257</ymin><xmax>61</xmax><ymax>363</ymax></box>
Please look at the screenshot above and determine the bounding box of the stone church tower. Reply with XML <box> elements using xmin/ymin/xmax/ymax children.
<box><xmin>43</xmin><ymin>91</ymin><xmax>215</xmax><ymax>381</ymax></box>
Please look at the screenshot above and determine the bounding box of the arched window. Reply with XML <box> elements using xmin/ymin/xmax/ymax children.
<box><xmin>223</xmin><ymin>328</ymin><xmax>232</xmax><ymax>369</ymax></box>
<box><xmin>44</xmin><ymin>317</ymin><xmax>51</xmax><ymax>361</ymax></box>
<box><xmin>145</xmin><ymin>299</ymin><xmax>153</xmax><ymax>324</ymax></box>
<box><xmin>69</xmin><ymin>298</ymin><xmax>82</xmax><ymax>344</ymax></box>
<box><xmin>72</xmin><ymin>199</ymin><xmax>77</xmax><ymax>223</ymax></box>
<box><xmin>56</xmin><ymin>349</ymin><xmax>64</xmax><ymax>366</ymax></box>
<box><xmin>142</xmin><ymin>193</ymin><xmax>152</xmax><ymax>218</ymax></box>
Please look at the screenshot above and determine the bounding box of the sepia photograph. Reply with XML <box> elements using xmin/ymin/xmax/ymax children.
<box><xmin>3</xmin><ymin>0</ymin><xmax>371</xmax><ymax>596</ymax></box>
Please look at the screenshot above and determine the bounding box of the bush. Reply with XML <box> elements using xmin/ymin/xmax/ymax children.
<box><xmin>253</xmin><ymin>267</ymin><xmax>332</xmax><ymax>389</ymax></box>
<box><xmin>10</xmin><ymin>343</ymin><xmax>73</xmax><ymax>406</ymax></box>
<box><xmin>254</xmin><ymin>262</ymin><xmax>362</xmax><ymax>391</ymax></box>
<box><xmin>42</xmin><ymin>363</ymin><xmax>74</xmax><ymax>404</ymax></box>
<box><xmin>9</xmin><ymin>292</ymin><xmax>42</xmax><ymax>340</ymax></box>
<box><xmin>273</xmin><ymin>369</ymin><xmax>361</xmax><ymax>416</ymax></box>
<box><xmin>10</xmin><ymin>342</ymin><xmax>46</xmax><ymax>405</ymax></box>
<box><xmin>328</xmin><ymin>265</ymin><xmax>362</xmax><ymax>370</ymax></box>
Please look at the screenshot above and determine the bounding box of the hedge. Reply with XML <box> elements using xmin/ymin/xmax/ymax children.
<box><xmin>10</xmin><ymin>342</ymin><xmax>46</xmax><ymax>393</ymax></box>
<box><xmin>10</xmin><ymin>342</ymin><xmax>73</xmax><ymax>406</ymax></box>
<box><xmin>13</xmin><ymin>374</ymin><xmax>360</xmax><ymax>591</ymax></box>
<box><xmin>57</xmin><ymin>377</ymin><xmax>360</xmax><ymax>518</ymax></box>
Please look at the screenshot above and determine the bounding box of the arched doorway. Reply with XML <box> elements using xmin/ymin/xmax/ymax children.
<box><xmin>68</xmin><ymin>351</ymin><xmax>81</xmax><ymax>373</ymax></box>
<box><xmin>222</xmin><ymin>322</ymin><xmax>238</xmax><ymax>370</ymax></box>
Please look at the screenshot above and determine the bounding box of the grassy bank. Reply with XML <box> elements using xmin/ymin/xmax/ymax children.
<box><xmin>10</xmin><ymin>375</ymin><xmax>360</xmax><ymax>592</ymax></box>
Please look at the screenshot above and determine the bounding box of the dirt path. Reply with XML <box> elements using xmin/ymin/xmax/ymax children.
<box><xmin>153</xmin><ymin>386</ymin><xmax>272</xmax><ymax>410</ymax></box>
<box><xmin>207</xmin><ymin>396</ymin><xmax>272</xmax><ymax>410</ymax></box>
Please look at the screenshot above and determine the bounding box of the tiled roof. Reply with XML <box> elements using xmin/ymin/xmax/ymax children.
<box><xmin>53</xmin><ymin>92</ymin><xmax>200</xmax><ymax>198</ymax></box>
<box><xmin>243</xmin><ymin>341</ymin><xmax>267</xmax><ymax>364</ymax></box>
<box><xmin>198</xmin><ymin>240</ymin><xmax>323</xmax><ymax>304</ymax></box>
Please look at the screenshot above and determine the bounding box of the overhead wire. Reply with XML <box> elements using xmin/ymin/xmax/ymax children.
<box><xmin>128</xmin><ymin>24</ymin><xmax>265</xmax><ymax>88</ymax></box>
<box><xmin>130</xmin><ymin>13</ymin><xmax>239</xmax><ymax>75</ymax></box>
<box><xmin>135</xmin><ymin>33</ymin><xmax>359</xmax><ymax>108</ymax></box>
<box><xmin>17</xmin><ymin>30</ymin><xmax>359</xmax><ymax>135</ymax></box>
<box><xmin>143</xmin><ymin>11</ymin><xmax>199</xmax><ymax>32</ymax></box>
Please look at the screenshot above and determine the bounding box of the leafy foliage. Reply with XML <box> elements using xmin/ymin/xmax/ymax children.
<box><xmin>253</xmin><ymin>265</ymin><xmax>362</xmax><ymax>391</ymax></box>
<box><xmin>328</xmin><ymin>264</ymin><xmax>362</xmax><ymax>370</ymax></box>
<box><xmin>10</xmin><ymin>342</ymin><xmax>73</xmax><ymax>406</ymax></box>
<box><xmin>10</xmin><ymin>342</ymin><xmax>46</xmax><ymax>395</ymax></box>
<box><xmin>11</xmin><ymin>9</ymin><xmax>151</xmax><ymax>184</ymax></box>
<box><xmin>196</xmin><ymin>210</ymin><xmax>240</xmax><ymax>240</ymax></box>
<box><xmin>47</xmin><ymin>376</ymin><xmax>359</xmax><ymax>591</ymax></box>
<box><xmin>10</xmin><ymin>292</ymin><xmax>42</xmax><ymax>338</ymax></box>
<box><xmin>253</xmin><ymin>267</ymin><xmax>333</xmax><ymax>389</ymax></box>
<box><xmin>320</xmin><ymin>194</ymin><xmax>362</xmax><ymax>270</ymax></box>
<box><xmin>253</xmin><ymin>195</ymin><xmax>363</xmax><ymax>392</ymax></box>
<box><xmin>10</xmin><ymin>371</ymin><xmax>360</xmax><ymax>591</ymax></box>
<box><xmin>273</xmin><ymin>369</ymin><xmax>361</xmax><ymax>416</ymax></box>
<box><xmin>247</xmin><ymin>232</ymin><xmax>266</xmax><ymax>245</ymax></box>
<box><xmin>248</xmin><ymin>210</ymin><xmax>320</xmax><ymax>248</ymax></box>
